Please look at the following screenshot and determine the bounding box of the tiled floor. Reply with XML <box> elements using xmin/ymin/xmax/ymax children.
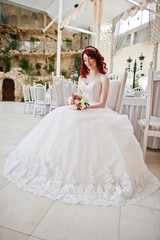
<box><xmin>0</xmin><ymin>101</ymin><xmax>160</xmax><ymax>240</ymax></box>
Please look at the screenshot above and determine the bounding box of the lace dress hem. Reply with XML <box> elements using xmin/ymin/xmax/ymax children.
<box><xmin>4</xmin><ymin>152</ymin><xmax>160</xmax><ymax>206</ymax></box>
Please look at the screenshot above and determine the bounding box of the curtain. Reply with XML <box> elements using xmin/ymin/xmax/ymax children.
<box><xmin>149</xmin><ymin>0</ymin><xmax>160</xmax><ymax>70</ymax></box>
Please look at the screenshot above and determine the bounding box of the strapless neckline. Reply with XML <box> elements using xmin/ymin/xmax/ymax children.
<box><xmin>79</xmin><ymin>80</ymin><xmax>101</xmax><ymax>104</ymax></box>
<box><xmin>82</xmin><ymin>81</ymin><xmax>95</xmax><ymax>86</ymax></box>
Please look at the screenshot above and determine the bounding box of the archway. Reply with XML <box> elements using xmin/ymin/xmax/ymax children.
<box><xmin>2</xmin><ymin>78</ymin><xmax>15</xmax><ymax>101</ymax></box>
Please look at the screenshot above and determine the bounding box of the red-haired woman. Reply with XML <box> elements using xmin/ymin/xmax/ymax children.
<box><xmin>79</xmin><ymin>46</ymin><xmax>109</xmax><ymax>108</ymax></box>
<box><xmin>4</xmin><ymin>46</ymin><xmax>160</xmax><ymax>206</ymax></box>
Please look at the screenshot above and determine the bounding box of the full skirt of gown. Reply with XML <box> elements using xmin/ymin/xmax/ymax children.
<box><xmin>3</xmin><ymin>106</ymin><xmax>160</xmax><ymax>206</ymax></box>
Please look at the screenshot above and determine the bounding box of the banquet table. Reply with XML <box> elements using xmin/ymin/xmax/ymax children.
<box><xmin>121</xmin><ymin>96</ymin><xmax>160</xmax><ymax>149</ymax></box>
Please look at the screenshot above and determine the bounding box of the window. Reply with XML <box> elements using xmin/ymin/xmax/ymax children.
<box><xmin>117</xmin><ymin>34</ymin><xmax>131</xmax><ymax>49</ymax></box>
<box><xmin>134</xmin><ymin>26</ymin><xmax>150</xmax><ymax>44</ymax></box>
<box><xmin>114</xmin><ymin>3</ymin><xmax>155</xmax><ymax>36</ymax></box>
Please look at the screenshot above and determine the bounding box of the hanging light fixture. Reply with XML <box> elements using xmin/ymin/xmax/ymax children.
<box><xmin>74</xmin><ymin>4</ymin><xmax>79</xmax><ymax>8</ymax></box>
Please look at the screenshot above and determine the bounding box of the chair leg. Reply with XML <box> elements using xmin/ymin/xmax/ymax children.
<box><xmin>34</xmin><ymin>105</ymin><xmax>37</xmax><ymax>117</ymax></box>
<box><xmin>24</xmin><ymin>103</ymin><xmax>29</xmax><ymax>114</ymax></box>
<box><xmin>142</xmin><ymin>131</ymin><xmax>148</xmax><ymax>161</ymax></box>
<box><xmin>24</xmin><ymin>104</ymin><xmax>26</xmax><ymax>114</ymax></box>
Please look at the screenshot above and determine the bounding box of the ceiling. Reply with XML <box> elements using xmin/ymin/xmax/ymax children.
<box><xmin>2</xmin><ymin>0</ymin><xmax>142</xmax><ymax>30</ymax></box>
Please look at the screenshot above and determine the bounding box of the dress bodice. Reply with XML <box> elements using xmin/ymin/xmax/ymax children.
<box><xmin>79</xmin><ymin>80</ymin><xmax>102</xmax><ymax>104</ymax></box>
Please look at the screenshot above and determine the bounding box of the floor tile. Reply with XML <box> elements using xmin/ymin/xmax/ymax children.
<box><xmin>0</xmin><ymin>101</ymin><xmax>160</xmax><ymax>240</ymax></box>
<box><xmin>32</xmin><ymin>201</ymin><xmax>119</xmax><ymax>240</ymax></box>
<box><xmin>0</xmin><ymin>154</ymin><xmax>6</xmax><ymax>177</ymax></box>
<box><xmin>119</xmin><ymin>205</ymin><xmax>160</xmax><ymax>240</ymax></box>
<box><xmin>0</xmin><ymin>142</ymin><xmax>17</xmax><ymax>156</ymax></box>
<box><xmin>147</xmin><ymin>163</ymin><xmax>160</xmax><ymax>179</ymax></box>
<box><xmin>66</xmin><ymin>204</ymin><xmax>120</xmax><ymax>240</ymax></box>
<box><xmin>0</xmin><ymin>177</ymin><xmax>9</xmax><ymax>189</ymax></box>
<box><xmin>0</xmin><ymin>183</ymin><xmax>53</xmax><ymax>234</ymax></box>
<box><xmin>28</xmin><ymin>237</ymin><xmax>44</xmax><ymax>240</ymax></box>
<box><xmin>133</xmin><ymin>189</ymin><xmax>160</xmax><ymax>210</ymax></box>
<box><xmin>32</xmin><ymin>201</ymin><xmax>76</xmax><ymax>240</ymax></box>
<box><xmin>0</xmin><ymin>227</ymin><xmax>29</xmax><ymax>240</ymax></box>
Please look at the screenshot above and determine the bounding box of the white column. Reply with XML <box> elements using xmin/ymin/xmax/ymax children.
<box><xmin>56</xmin><ymin>0</ymin><xmax>63</xmax><ymax>78</ymax></box>
<box><xmin>95</xmin><ymin>0</ymin><xmax>101</xmax><ymax>49</ymax></box>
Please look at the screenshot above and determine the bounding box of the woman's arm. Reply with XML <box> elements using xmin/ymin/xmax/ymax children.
<box><xmin>78</xmin><ymin>77</ymin><xmax>82</xmax><ymax>92</ymax></box>
<box><xmin>87</xmin><ymin>75</ymin><xmax>109</xmax><ymax>108</ymax></box>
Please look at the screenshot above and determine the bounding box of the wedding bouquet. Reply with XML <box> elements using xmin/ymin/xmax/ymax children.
<box><xmin>67</xmin><ymin>92</ymin><xmax>89</xmax><ymax>110</ymax></box>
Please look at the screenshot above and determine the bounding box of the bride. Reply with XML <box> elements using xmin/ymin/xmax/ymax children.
<box><xmin>4</xmin><ymin>46</ymin><xmax>160</xmax><ymax>206</ymax></box>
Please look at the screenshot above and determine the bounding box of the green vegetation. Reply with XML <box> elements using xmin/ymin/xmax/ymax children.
<box><xmin>20</xmin><ymin>58</ymin><xmax>32</xmax><ymax>74</ymax></box>
<box><xmin>64</xmin><ymin>38</ymin><xmax>72</xmax><ymax>50</ymax></box>
<box><xmin>27</xmin><ymin>75</ymin><xmax>39</xmax><ymax>86</ymax></box>
<box><xmin>0</xmin><ymin>14</ymin><xmax>9</xmax><ymax>24</ymax></box>
<box><xmin>3</xmin><ymin>51</ymin><xmax>11</xmax><ymax>72</ymax></box>
<box><xmin>30</xmin><ymin>36</ymin><xmax>36</xmax><ymax>52</ymax></box>
<box><xmin>44</xmin><ymin>56</ymin><xmax>55</xmax><ymax>74</ymax></box>
<box><xmin>2</xmin><ymin>46</ymin><xmax>11</xmax><ymax>72</ymax></box>
<box><xmin>74</xmin><ymin>54</ymin><xmax>81</xmax><ymax>79</ymax></box>
<box><xmin>9</xmin><ymin>40</ymin><xmax>18</xmax><ymax>50</ymax></box>
<box><xmin>61</xmin><ymin>69</ymin><xmax>67</xmax><ymax>78</ymax></box>
<box><xmin>2</xmin><ymin>40</ymin><xmax>18</xmax><ymax>72</ymax></box>
<box><xmin>19</xmin><ymin>96</ymin><xmax>24</xmax><ymax>102</ymax></box>
<box><xmin>135</xmin><ymin>73</ymin><xmax>141</xmax><ymax>88</ymax></box>
<box><xmin>35</xmin><ymin>62</ymin><xmax>41</xmax><ymax>75</ymax></box>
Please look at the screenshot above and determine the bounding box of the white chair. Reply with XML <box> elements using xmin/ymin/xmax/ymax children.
<box><xmin>54</xmin><ymin>80</ymin><xmax>66</xmax><ymax>106</ymax></box>
<box><xmin>29</xmin><ymin>85</ymin><xmax>36</xmax><ymax>102</ymax></box>
<box><xmin>63</xmin><ymin>80</ymin><xmax>78</xmax><ymax>104</ymax></box>
<box><xmin>138</xmin><ymin>62</ymin><xmax>160</xmax><ymax>159</ymax></box>
<box><xmin>34</xmin><ymin>84</ymin><xmax>48</xmax><ymax>117</ymax></box>
<box><xmin>106</xmin><ymin>68</ymin><xmax>128</xmax><ymax>113</ymax></box>
<box><xmin>29</xmin><ymin>85</ymin><xmax>36</xmax><ymax>113</ymax></box>
<box><xmin>22</xmin><ymin>85</ymin><xmax>33</xmax><ymax>114</ymax></box>
<box><xmin>108</xmin><ymin>72</ymin><xmax>121</xmax><ymax>80</ymax></box>
<box><xmin>133</xmin><ymin>86</ymin><xmax>143</xmax><ymax>97</ymax></box>
<box><xmin>49</xmin><ymin>84</ymin><xmax>59</xmax><ymax>111</ymax></box>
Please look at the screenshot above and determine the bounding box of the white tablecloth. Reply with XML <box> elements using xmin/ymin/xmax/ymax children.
<box><xmin>121</xmin><ymin>96</ymin><xmax>160</xmax><ymax>149</ymax></box>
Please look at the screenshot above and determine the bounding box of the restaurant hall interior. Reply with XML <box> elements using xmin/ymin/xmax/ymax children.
<box><xmin>0</xmin><ymin>1</ymin><xmax>160</xmax><ymax>240</ymax></box>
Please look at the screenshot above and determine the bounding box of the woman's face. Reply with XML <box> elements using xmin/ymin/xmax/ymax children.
<box><xmin>83</xmin><ymin>53</ymin><xmax>97</xmax><ymax>70</ymax></box>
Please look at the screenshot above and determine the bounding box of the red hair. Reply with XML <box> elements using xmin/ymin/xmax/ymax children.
<box><xmin>80</xmin><ymin>46</ymin><xmax>108</xmax><ymax>78</ymax></box>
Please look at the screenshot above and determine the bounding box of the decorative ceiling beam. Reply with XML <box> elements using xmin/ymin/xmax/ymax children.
<box><xmin>43</xmin><ymin>15</ymin><xmax>58</xmax><ymax>33</ymax></box>
<box><xmin>63</xmin><ymin>25</ymin><xmax>95</xmax><ymax>35</ymax></box>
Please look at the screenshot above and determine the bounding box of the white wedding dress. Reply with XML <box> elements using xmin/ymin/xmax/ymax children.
<box><xmin>4</xmin><ymin>80</ymin><xmax>160</xmax><ymax>206</ymax></box>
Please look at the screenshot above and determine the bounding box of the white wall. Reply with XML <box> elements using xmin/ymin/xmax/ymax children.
<box><xmin>110</xmin><ymin>41</ymin><xmax>160</xmax><ymax>88</ymax></box>
<box><xmin>100</xmin><ymin>41</ymin><xmax>111</xmax><ymax>74</ymax></box>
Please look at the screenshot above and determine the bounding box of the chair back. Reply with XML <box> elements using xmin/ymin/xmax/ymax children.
<box><xmin>145</xmin><ymin>62</ymin><xmax>160</xmax><ymax>122</ymax></box>
<box><xmin>49</xmin><ymin>84</ymin><xmax>59</xmax><ymax>108</ymax></box>
<box><xmin>64</xmin><ymin>80</ymin><xmax>78</xmax><ymax>100</ymax></box>
<box><xmin>54</xmin><ymin>80</ymin><xmax>66</xmax><ymax>106</ymax></box>
<box><xmin>108</xmin><ymin>72</ymin><xmax>121</xmax><ymax>80</ymax></box>
<box><xmin>152</xmin><ymin>70</ymin><xmax>160</xmax><ymax>117</ymax></box>
<box><xmin>106</xmin><ymin>68</ymin><xmax>128</xmax><ymax>113</ymax></box>
<box><xmin>138</xmin><ymin>62</ymin><xmax>160</xmax><ymax>158</ymax></box>
<box><xmin>33</xmin><ymin>84</ymin><xmax>48</xmax><ymax>117</ymax></box>
<box><xmin>29</xmin><ymin>86</ymin><xmax>35</xmax><ymax>102</ymax></box>
<box><xmin>22</xmin><ymin>85</ymin><xmax>31</xmax><ymax>102</ymax></box>
<box><xmin>34</xmin><ymin>84</ymin><xmax>46</xmax><ymax>103</ymax></box>
<box><xmin>22</xmin><ymin>85</ymin><xmax>35</xmax><ymax>114</ymax></box>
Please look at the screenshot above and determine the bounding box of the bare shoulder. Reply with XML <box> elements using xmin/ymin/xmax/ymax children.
<box><xmin>79</xmin><ymin>76</ymin><xmax>86</xmax><ymax>82</ymax></box>
<box><xmin>78</xmin><ymin>76</ymin><xmax>83</xmax><ymax>84</ymax></box>
<box><xmin>100</xmin><ymin>73</ymin><xmax>109</xmax><ymax>83</ymax></box>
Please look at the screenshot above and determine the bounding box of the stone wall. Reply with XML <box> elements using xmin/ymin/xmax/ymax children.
<box><xmin>0</xmin><ymin>68</ymin><xmax>28</xmax><ymax>101</ymax></box>
<box><xmin>0</xmin><ymin>2</ymin><xmax>90</xmax><ymax>101</ymax></box>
